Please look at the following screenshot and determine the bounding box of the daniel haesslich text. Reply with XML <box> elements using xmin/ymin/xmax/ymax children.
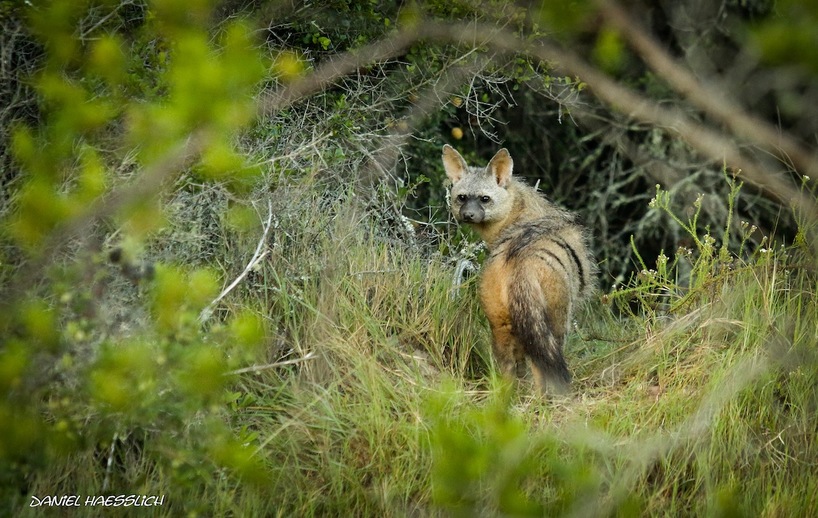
<box><xmin>29</xmin><ymin>494</ymin><xmax>165</xmax><ymax>507</ymax></box>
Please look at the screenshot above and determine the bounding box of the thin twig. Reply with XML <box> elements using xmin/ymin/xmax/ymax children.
<box><xmin>226</xmin><ymin>351</ymin><xmax>317</xmax><ymax>375</ymax></box>
<box><xmin>199</xmin><ymin>198</ymin><xmax>274</xmax><ymax>324</ymax></box>
<box><xmin>257</xmin><ymin>28</ymin><xmax>421</xmax><ymax>116</ymax></box>
<box><xmin>102</xmin><ymin>430</ymin><xmax>119</xmax><ymax>493</ymax></box>
<box><xmin>451</xmin><ymin>257</ymin><xmax>476</xmax><ymax>300</ymax></box>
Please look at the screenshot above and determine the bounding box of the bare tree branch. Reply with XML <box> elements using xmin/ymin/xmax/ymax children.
<box><xmin>226</xmin><ymin>351</ymin><xmax>317</xmax><ymax>376</ymax></box>
<box><xmin>597</xmin><ymin>0</ymin><xmax>818</xmax><ymax>179</ymax></box>
<box><xmin>420</xmin><ymin>21</ymin><xmax>818</xmax><ymax>229</ymax></box>
<box><xmin>257</xmin><ymin>28</ymin><xmax>422</xmax><ymax>116</ymax></box>
<box><xmin>1</xmin><ymin>132</ymin><xmax>206</xmax><ymax>302</ymax></box>
<box><xmin>283</xmin><ymin>20</ymin><xmax>816</xmax><ymax>228</ymax></box>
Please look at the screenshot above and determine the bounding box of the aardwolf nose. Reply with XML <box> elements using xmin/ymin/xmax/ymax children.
<box><xmin>459</xmin><ymin>200</ymin><xmax>484</xmax><ymax>223</ymax></box>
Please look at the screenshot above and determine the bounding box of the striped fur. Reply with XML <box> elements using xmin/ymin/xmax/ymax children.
<box><xmin>443</xmin><ymin>145</ymin><xmax>595</xmax><ymax>395</ymax></box>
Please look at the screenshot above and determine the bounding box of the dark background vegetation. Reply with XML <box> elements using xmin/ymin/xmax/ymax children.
<box><xmin>2</xmin><ymin>0</ymin><xmax>818</xmax><ymax>515</ymax></box>
<box><xmin>3</xmin><ymin>0</ymin><xmax>815</xmax><ymax>282</ymax></box>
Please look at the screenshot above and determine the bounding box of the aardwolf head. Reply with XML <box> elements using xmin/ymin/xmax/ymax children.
<box><xmin>442</xmin><ymin>144</ymin><xmax>514</xmax><ymax>225</ymax></box>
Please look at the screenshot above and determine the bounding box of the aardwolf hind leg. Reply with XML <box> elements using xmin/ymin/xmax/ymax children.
<box><xmin>489</xmin><ymin>321</ymin><xmax>526</xmax><ymax>380</ymax></box>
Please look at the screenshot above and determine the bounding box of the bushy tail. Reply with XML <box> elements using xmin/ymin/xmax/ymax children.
<box><xmin>508</xmin><ymin>267</ymin><xmax>571</xmax><ymax>394</ymax></box>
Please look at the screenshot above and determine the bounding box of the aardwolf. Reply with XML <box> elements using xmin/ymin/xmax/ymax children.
<box><xmin>443</xmin><ymin>145</ymin><xmax>595</xmax><ymax>394</ymax></box>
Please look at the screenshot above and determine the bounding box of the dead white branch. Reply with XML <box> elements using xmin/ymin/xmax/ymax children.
<box><xmin>226</xmin><ymin>351</ymin><xmax>317</xmax><ymax>376</ymax></box>
<box><xmin>199</xmin><ymin>198</ymin><xmax>274</xmax><ymax>324</ymax></box>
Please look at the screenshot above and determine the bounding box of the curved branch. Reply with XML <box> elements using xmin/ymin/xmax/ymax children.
<box><xmin>198</xmin><ymin>20</ymin><xmax>818</xmax><ymax>240</ymax></box>
<box><xmin>427</xmin><ymin>22</ymin><xmax>818</xmax><ymax>228</ymax></box>
<box><xmin>597</xmin><ymin>0</ymin><xmax>818</xmax><ymax>178</ymax></box>
<box><xmin>257</xmin><ymin>28</ymin><xmax>421</xmax><ymax>116</ymax></box>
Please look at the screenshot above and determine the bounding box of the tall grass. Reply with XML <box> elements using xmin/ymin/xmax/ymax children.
<box><xmin>231</xmin><ymin>178</ymin><xmax>816</xmax><ymax>515</ymax></box>
<box><xmin>18</xmin><ymin>173</ymin><xmax>818</xmax><ymax>516</ymax></box>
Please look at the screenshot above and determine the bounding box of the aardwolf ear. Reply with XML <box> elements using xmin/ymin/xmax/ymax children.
<box><xmin>487</xmin><ymin>148</ymin><xmax>513</xmax><ymax>187</ymax></box>
<box><xmin>442</xmin><ymin>144</ymin><xmax>469</xmax><ymax>183</ymax></box>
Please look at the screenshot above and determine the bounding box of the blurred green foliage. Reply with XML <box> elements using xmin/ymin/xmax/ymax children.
<box><xmin>428</xmin><ymin>384</ymin><xmax>544</xmax><ymax>516</ymax></box>
<box><xmin>751</xmin><ymin>0</ymin><xmax>818</xmax><ymax>75</ymax></box>
<box><xmin>427</xmin><ymin>383</ymin><xmax>638</xmax><ymax>517</ymax></box>
<box><xmin>1</xmin><ymin>0</ymin><xmax>269</xmax><ymax>512</ymax></box>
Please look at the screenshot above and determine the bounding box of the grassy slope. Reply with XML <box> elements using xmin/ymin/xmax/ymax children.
<box><xmin>20</xmin><ymin>182</ymin><xmax>818</xmax><ymax>517</ymax></box>
<box><xmin>208</xmin><ymin>188</ymin><xmax>818</xmax><ymax>516</ymax></box>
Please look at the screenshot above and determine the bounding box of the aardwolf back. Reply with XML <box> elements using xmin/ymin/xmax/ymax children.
<box><xmin>442</xmin><ymin>145</ymin><xmax>595</xmax><ymax>395</ymax></box>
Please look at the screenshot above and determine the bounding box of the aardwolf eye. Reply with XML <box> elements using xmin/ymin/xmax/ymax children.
<box><xmin>480</xmin><ymin>195</ymin><xmax>491</xmax><ymax>203</ymax></box>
